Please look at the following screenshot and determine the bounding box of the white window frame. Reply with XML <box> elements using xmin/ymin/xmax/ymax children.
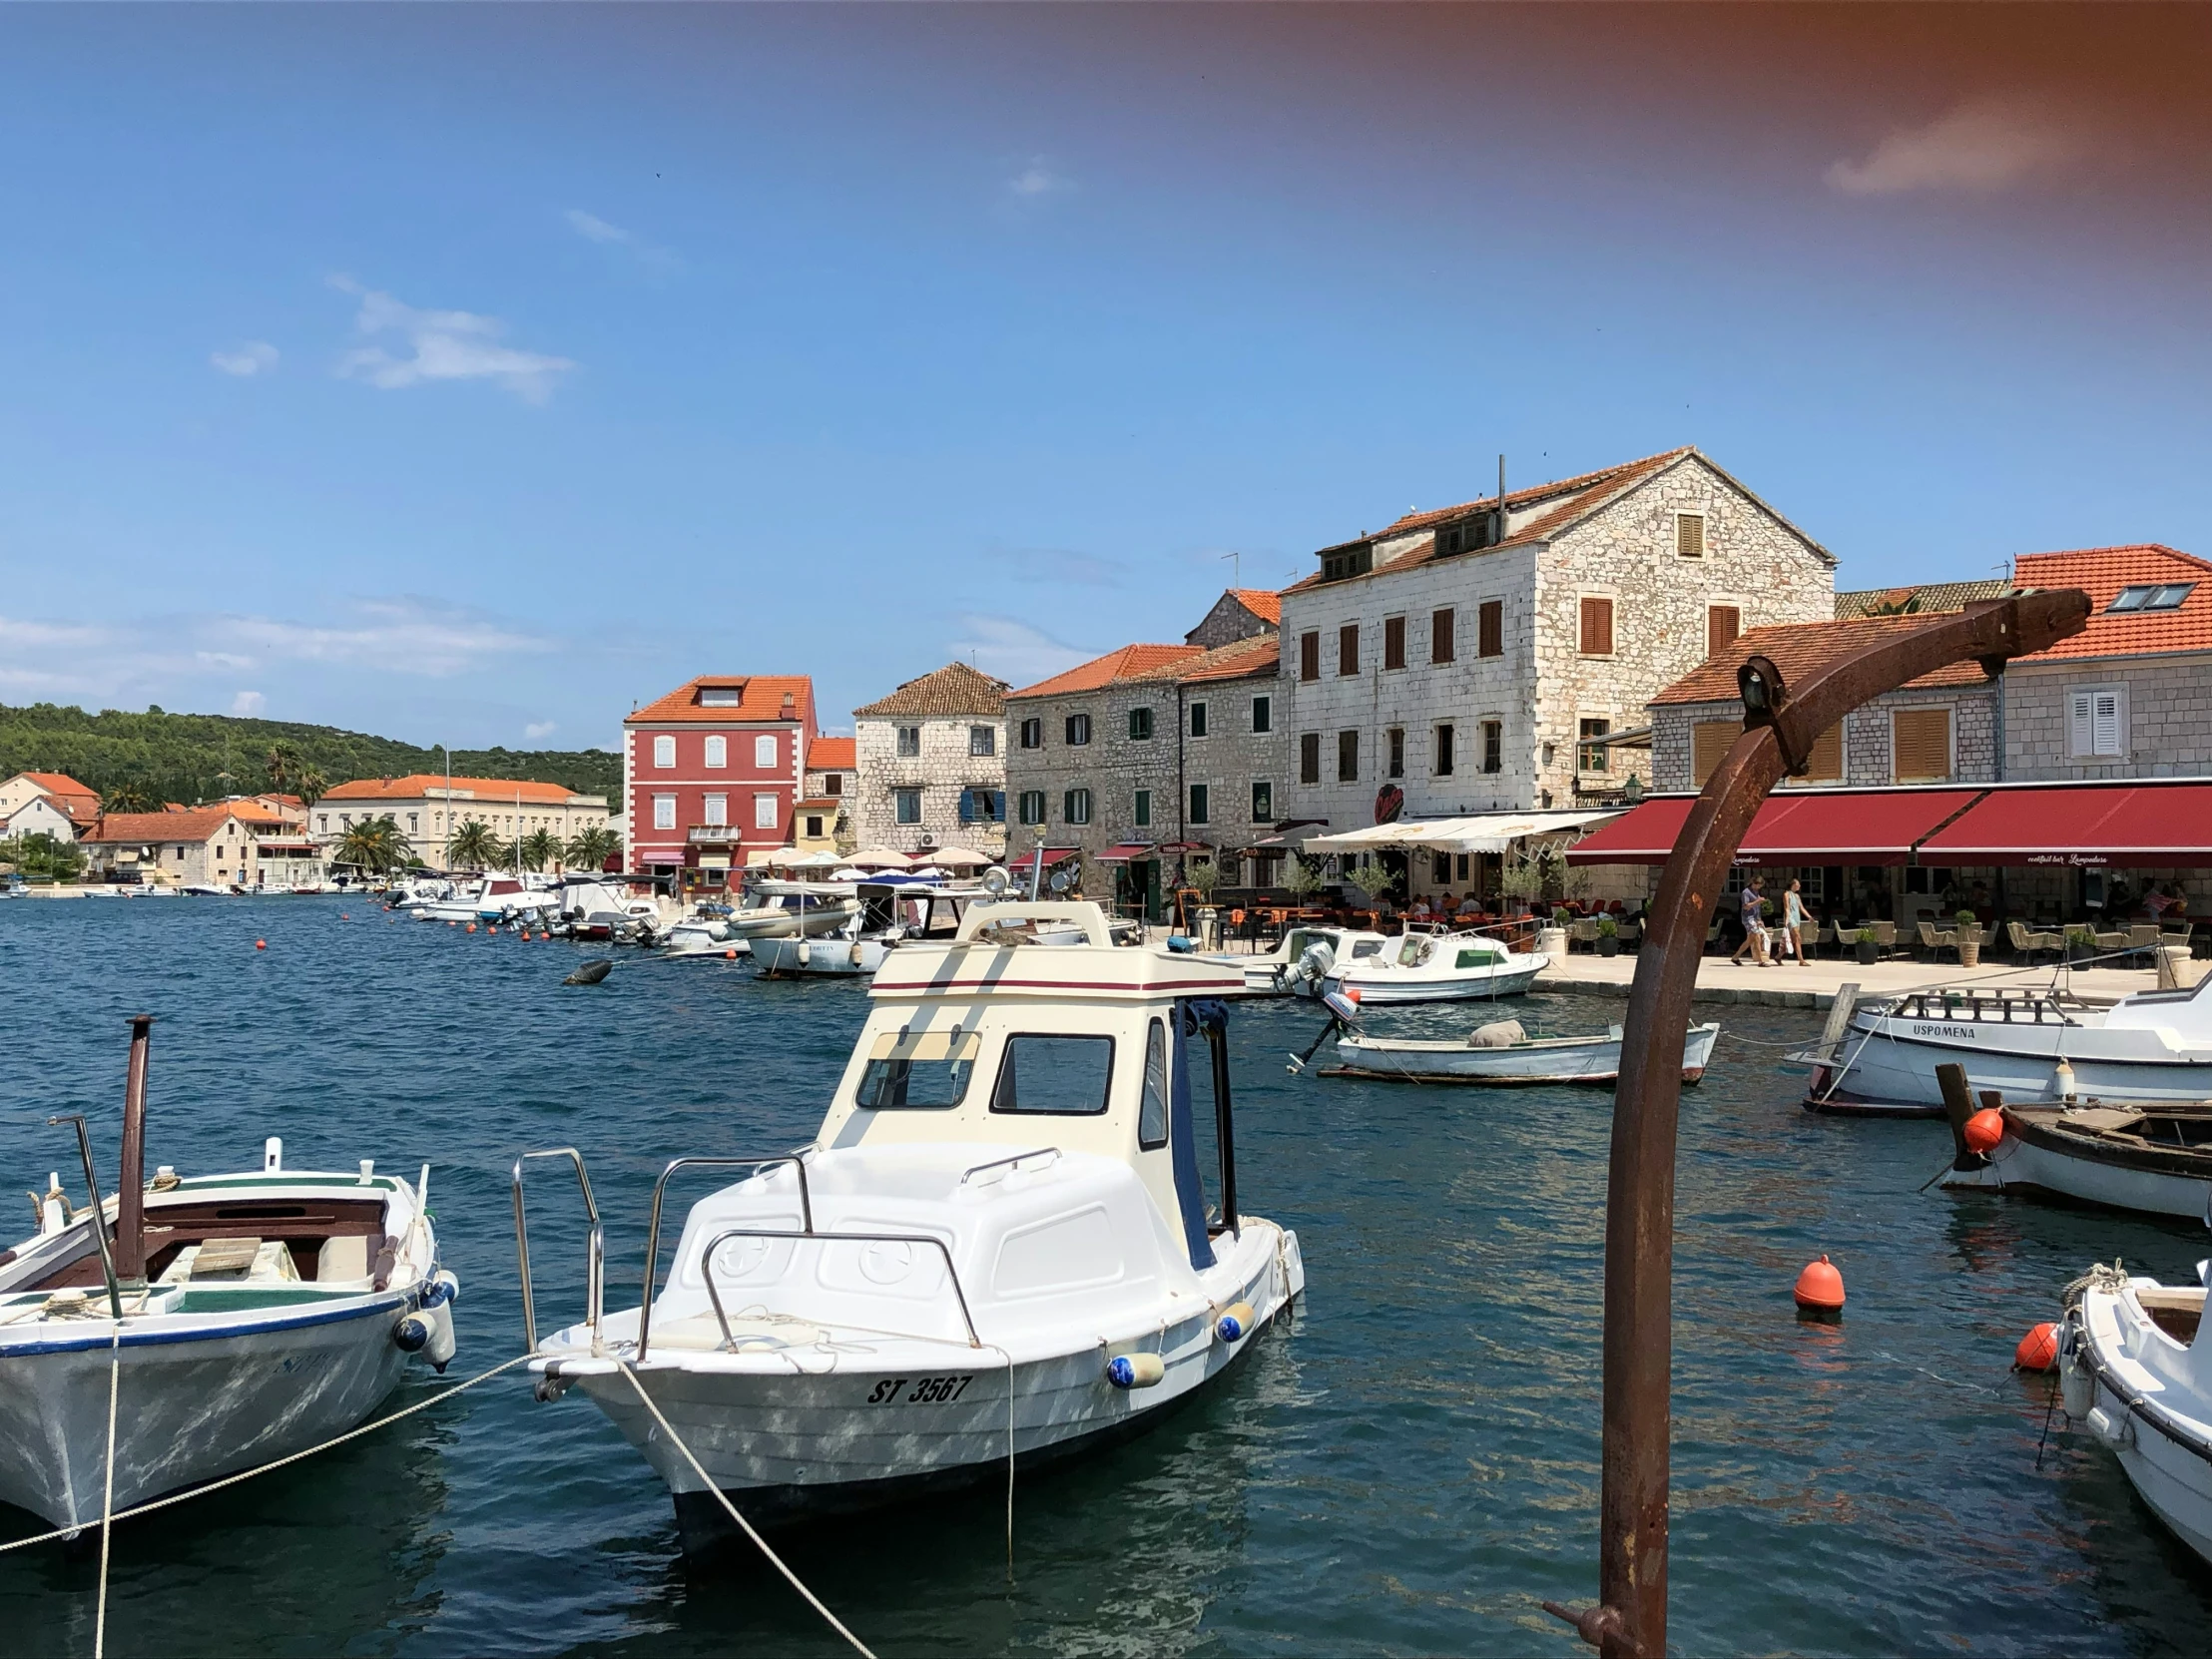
<box><xmin>704</xmin><ymin>736</ymin><xmax>727</xmax><ymax>769</ymax></box>
<box><xmin>1064</xmin><ymin>788</ymin><xmax>1092</xmax><ymax>826</ymax></box>
<box><xmin>2067</xmin><ymin>684</ymin><xmax>2128</xmax><ymax>759</ymax></box>
<box><xmin>652</xmin><ymin>795</ymin><xmax>677</xmax><ymax>830</ymax></box>
<box><xmin>702</xmin><ymin>793</ymin><xmax>727</xmax><ymax>827</ymax></box>
<box><xmin>753</xmin><ymin>793</ymin><xmax>779</xmax><ymax>830</ymax></box>
<box><xmin>652</xmin><ymin>735</ymin><xmax>676</xmax><ymax>770</ymax></box>
<box><xmin>754</xmin><ymin>734</ymin><xmax>778</xmax><ymax>769</ymax></box>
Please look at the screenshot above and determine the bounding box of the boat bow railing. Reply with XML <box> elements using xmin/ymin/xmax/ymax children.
<box><xmin>512</xmin><ymin>1147</ymin><xmax>604</xmax><ymax>1356</ymax></box>
<box><xmin>637</xmin><ymin>1151</ymin><xmax>818</xmax><ymax>1363</ymax></box>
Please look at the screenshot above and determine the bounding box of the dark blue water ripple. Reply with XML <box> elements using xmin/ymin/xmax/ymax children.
<box><xmin>3</xmin><ymin>898</ymin><xmax>2211</xmax><ymax>1655</ymax></box>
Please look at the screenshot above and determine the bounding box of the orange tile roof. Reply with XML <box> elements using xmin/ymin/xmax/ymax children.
<box><xmin>1138</xmin><ymin>632</ymin><xmax>1281</xmax><ymax>686</ymax></box>
<box><xmin>808</xmin><ymin>736</ymin><xmax>855</xmax><ymax>772</ymax></box>
<box><xmin>319</xmin><ymin>775</ymin><xmax>583</xmax><ymax>805</ymax></box>
<box><xmin>627</xmin><ymin>675</ymin><xmax>815</xmax><ymax>725</ymax></box>
<box><xmin>1651</xmin><ymin>613</ymin><xmax>1994</xmax><ymax>707</ymax></box>
<box><xmin>2012</xmin><ymin>544</ymin><xmax>2212</xmax><ymax>661</ymax></box>
<box><xmin>1227</xmin><ymin>588</ymin><xmax>1282</xmax><ymax>626</ymax></box>
<box><xmin>16</xmin><ymin>772</ymin><xmax>100</xmax><ymax>819</ymax></box>
<box><xmin>1007</xmin><ymin>644</ymin><xmax>1205</xmax><ymax>700</ymax></box>
<box><xmin>852</xmin><ymin>661</ymin><xmax>1009</xmax><ymax>718</ymax></box>
<box><xmin>86</xmin><ymin>807</ymin><xmax>248</xmax><ymax>843</ymax></box>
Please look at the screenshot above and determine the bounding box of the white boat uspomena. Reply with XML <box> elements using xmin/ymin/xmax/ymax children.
<box><xmin>518</xmin><ymin>900</ymin><xmax>1304</xmax><ymax>1553</ymax></box>
<box><xmin>1323</xmin><ymin>927</ymin><xmax>1548</xmax><ymax>1006</ymax></box>
<box><xmin>0</xmin><ymin>1021</ymin><xmax>455</xmax><ymax>1533</ymax></box>
<box><xmin>1324</xmin><ymin>1017</ymin><xmax>1722</xmax><ymax>1085</ymax></box>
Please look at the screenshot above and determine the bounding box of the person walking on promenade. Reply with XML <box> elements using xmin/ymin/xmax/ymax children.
<box><xmin>1783</xmin><ymin>877</ymin><xmax>1810</xmax><ymax>966</ymax></box>
<box><xmin>1732</xmin><ymin>875</ymin><xmax>1772</xmax><ymax>966</ymax></box>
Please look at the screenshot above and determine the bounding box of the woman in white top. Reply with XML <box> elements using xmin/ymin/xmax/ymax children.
<box><xmin>1783</xmin><ymin>878</ymin><xmax>1810</xmax><ymax>966</ymax></box>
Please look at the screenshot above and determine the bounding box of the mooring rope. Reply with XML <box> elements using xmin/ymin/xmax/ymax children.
<box><xmin>0</xmin><ymin>1353</ymin><xmax>534</xmax><ymax>1557</ymax></box>
<box><xmin>94</xmin><ymin>1324</ymin><xmax>120</xmax><ymax>1659</ymax></box>
<box><xmin>614</xmin><ymin>1360</ymin><xmax>875</xmax><ymax>1659</ymax></box>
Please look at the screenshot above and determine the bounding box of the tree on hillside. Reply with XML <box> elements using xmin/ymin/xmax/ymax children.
<box><xmin>332</xmin><ymin>816</ymin><xmax>412</xmax><ymax>876</ymax></box>
<box><xmin>518</xmin><ymin>828</ymin><xmax>562</xmax><ymax>871</ymax></box>
<box><xmin>266</xmin><ymin>744</ymin><xmax>301</xmax><ymax>796</ymax></box>
<box><xmin>446</xmin><ymin>818</ymin><xmax>506</xmax><ymax>871</ymax></box>
<box><xmin>1</xmin><ymin>832</ymin><xmax>85</xmax><ymax>881</ymax></box>
<box><xmin>564</xmin><ymin>826</ymin><xmax>621</xmax><ymax>872</ymax></box>
<box><xmin>102</xmin><ymin>784</ymin><xmax>152</xmax><ymax>813</ymax></box>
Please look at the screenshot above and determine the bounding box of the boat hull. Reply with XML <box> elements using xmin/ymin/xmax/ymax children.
<box><xmin>0</xmin><ymin>1297</ymin><xmax>413</xmax><ymax>1531</ymax></box>
<box><xmin>1327</xmin><ymin>1022</ymin><xmax>1718</xmax><ymax>1085</ymax></box>
<box><xmin>2066</xmin><ymin>1284</ymin><xmax>2212</xmax><ymax>1566</ymax></box>
<box><xmin>1944</xmin><ymin>1124</ymin><xmax>2212</xmax><ymax>1221</ymax></box>
<box><xmin>1829</xmin><ymin>1015</ymin><xmax>2212</xmax><ymax>1109</ymax></box>
<box><xmin>753</xmin><ymin>935</ymin><xmax>886</xmax><ymax>977</ymax></box>
<box><xmin>1324</xmin><ymin>960</ymin><xmax>1544</xmax><ymax>1006</ymax></box>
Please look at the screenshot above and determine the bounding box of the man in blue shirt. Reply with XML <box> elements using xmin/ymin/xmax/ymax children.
<box><xmin>1731</xmin><ymin>875</ymin><xmax>1772</xmax><ymax>966</ymax></box>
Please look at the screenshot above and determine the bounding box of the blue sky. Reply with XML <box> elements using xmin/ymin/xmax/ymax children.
<box><xmin>2</xmin><ymin>6</ymin><xmax>2207</xmax><ymax>751</ymax></box>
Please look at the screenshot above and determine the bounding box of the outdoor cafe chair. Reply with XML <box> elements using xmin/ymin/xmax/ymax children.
<box><xmin>2007</xmin><ymin>919</ymin><xmax>2063</xmax><ymax>964</ymax></box>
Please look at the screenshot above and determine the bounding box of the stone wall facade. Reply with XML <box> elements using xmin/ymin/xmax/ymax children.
<box><xmin>1002</xmin><ymin>684</ymin><xmax>1184</xmax><ymax>864</ymax></box>
<box><xmin>1651</xmin><ymin>684</ymin><xmax>2001</xmax><ymax>792</ymax></box>
<box><xmin>2005</xmin><ymin>653</ymin><xmax>2212</xmax><ymax>781</ymax></box>
<box><xmin>1174</xmin><ymin>671</ymin><xmax>1288</xmax><ymax>864</ymax></box>
<box><xmin>852</xmin><ymin>715</ymin><xmax>1007</xmax><ymax>857</ymax></box>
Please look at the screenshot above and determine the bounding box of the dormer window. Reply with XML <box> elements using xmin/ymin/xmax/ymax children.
<box><xmin>1320</xmin><ymin>545</ymin><xmax>1375</xmax><ymax>582</ymax></box>
<box><xmin>698</xmin><ymin>685</ymin><xmax>745</xmax><ymax>707</ymax></box>
<box><xmin>2108</xmin><ymin>582</ymin><xmax>2196</xmax><ymax>613</ymax></box>
<box><xmin>1439</xmin><ymin>515</ymin><xmax>1498</xmax><ymax>557</ymax></box>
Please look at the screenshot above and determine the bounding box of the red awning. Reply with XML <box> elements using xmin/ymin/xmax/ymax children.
<box><xmin>1012</xmin><ymin>845</ymin><xmax>1082</xmax><ymax>867</ymax></box>
<box><xmin>1920</xmin><ymin>782</ymin><xmax>2212</xmax><ymax>867</ymax></box>
<box><xmin>1094</xmin><ymin>843</ymin><xmax>1159</xmax><ymax>862</ymax></box>
<box><xmin>1566</xmin><ymin>789</ymin><xmax>1984</xmax><ymax>866</ymax></box>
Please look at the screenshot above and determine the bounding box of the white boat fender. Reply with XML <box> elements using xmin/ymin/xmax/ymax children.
<box><xmin>394</xmin><ymin>1286</ymin><xmax>458</xmax><ymax>1372</ymax></box>
<box><xmin>1105</xmin><ymin>1353</ymin><xmax>1166</xmax><ymax>1388</ymax></box>
<box><xmin>2058</xmin><ymin>1324</ymin><xmax>2094</xmax><ymax>1419</ymax></box>
<box><xmin>2086</xmin><ymin>1404</ymin><xmax>2135</xmax><ymax>1448</ymax></box>
<box><xmin>1215</xmin><ymin>1302</ymin><xmax>1256</xmax><ymax>1344</ymax></box>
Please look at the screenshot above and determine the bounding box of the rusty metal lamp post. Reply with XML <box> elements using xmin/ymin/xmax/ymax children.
<box><xmin>1544</xmin><ymin>591</ymin><xmax>2090</xmax><ymax>1658</ymax></box>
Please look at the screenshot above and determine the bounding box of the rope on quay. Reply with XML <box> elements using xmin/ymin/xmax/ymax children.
<box><xmin>615</xmin><ymin>1360</ymin><xmax>877</xmax><ymax>1659</ymax></box>
<box><xmin>0</xmin><ymin>1353</ymin><xmax>535</xmax><ymax>1560</ymax></box>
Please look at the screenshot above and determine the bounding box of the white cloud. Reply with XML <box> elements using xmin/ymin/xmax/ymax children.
<box><xmin>524</xmin><ymin>720</ymin><xmax>558</xmax><ymax>740</ymax></box>
<box><xmin>330</xmin><ymin>276</ymin><xmax>575</xmax><ymax>402</ymax></box>
<box><xmin>1827</xmin><ymin>97</ymin><xmax>2084</xmax><ymax>196</ymax></box>
<box><xmin>948</xmin><ymin>614</ymin><xmax>1094</xmax><ymax>689</ymax></box>
<box><xmin>211</xmin><ymin>341</ymin><xmax>279</xmax><ymax>377</ymax></box>
<box><xmin>1008</xmin><ymin>157</ymin><xmax>1073</xmax><ymax>200</ymax></box>
<box><xmin>565</xmin><ymin>209</ymin><xmax>631</xmax><ymax>245</ymax></box>
<box><xmin>230</xmin><ymin>690</ymin><xmax>267</xmax><ymax>716</ymax></box>
<box><xmin>210</xmin><ymin>595</ymin><xmax>552</xmax><ymax>677</ymax></box>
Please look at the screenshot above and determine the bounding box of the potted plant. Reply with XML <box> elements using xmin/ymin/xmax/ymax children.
<box><xmin>1499</xmin><ymin>853</ymin><xmax>1542</xmax><ymax>917</ymax></box>
<box><xmin>1597</xmin><ymin>914</ymin><xmax>1620</xmax><ymax>957</ymax></box>
<box><xmin>1855</xmin><ymin>925</ymin><xmax>1880</xmax><ymax>966</ymax></box>
<box><xmin>2065</xmin><ymin>924</ymin><xmax>2096</xmax><ymax>964</ymax></box>
<box><xmin>1955</xmin><ymin>907</ymin><xmax>1982</xmax><ymax>968</ymax></box>
<box><xmin>1283</xmin><ymin>854</ymin><xmax>1323</xmax><ymax>905</ymax></box>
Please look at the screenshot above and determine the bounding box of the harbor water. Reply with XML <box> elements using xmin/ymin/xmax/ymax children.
<box><xmin>4</xmin><ymin>898</ymin><xmax>2210</xmax><ymax>1655</ymax></box>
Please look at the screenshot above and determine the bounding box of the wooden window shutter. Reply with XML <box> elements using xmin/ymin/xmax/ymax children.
<box><xmin>1892</xmin><ymin>708</ymin><xmax>1951</xmax><ymax>782</ymax></box>
<box><xmin>1692</xmin><ymin>721</ymin><xmax>1736</xmax><ymax>786</ymax></box>
<box><xmin>1432</xmin><ymin>607</ymin><xmax>1455</xmax><ymax>664</ymax></box>
<box><xmin>1677</xmin><ymin>513</ymin><xmax>1706</xmax><ymax>557</ymax></box>
<box><xmin>1802</xmin><ymin>723</ymin><xmax>1844</xmax><ymax>783</ymax></box>
<box><xmin>1478</xmin><ymin>600</ymin><xmax>1502</xmax><ymax>658</ymax></box>
<box><xmin>1300</xmin><ymin>631</ymin><xmax>1320</xmax><ymax>682</ymax></box>
<box><xmin>1707</xmin><ymin>605</ymin><xmax>1741</xmax><ymax>659</ymax></box>
<box><xmin>2091</xmin><ymin>691</ymin><xmax>2122</xmax><ymax>756</ymax></box>
<box><xmin>1580</xmin><ymin>597</ymin><xmax>1614</xmax><ymax>656</ymax></box>
<box><xmin>1383</xmin><ymin>616</ymin><xmax>1405</xmax><ymax>670</ymax></box>
<box><xmin>1339</xmin><ymin>623</ymin><xmax>1361</xmax><ymax>676</ymax></box>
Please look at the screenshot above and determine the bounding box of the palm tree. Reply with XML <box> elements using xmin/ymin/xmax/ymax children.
<box><xmin>266</xmin><ymin>744</ymin><xmax>301</xmax><ymax>796</ymax></box>
<box><xmin>333</xmin><ymin>816</ymin><xmax>411</xmax><ymax>875</ymax></box>
<box><xmin>294</xmin><ymin>767</ymin><xmax>328</xmax><ymax>808</ymax></box>
<box><xmin>518</xmin><ymin>828</ymin><xmax>561</xmax><ymax>871</ymax></box>
<box><xmin>564</xmin><ymin>826</ymin><xmax>622</xmax><ymax>871</ymax></box>
<box><xmin>446</xmin><ymin>818</ymin><xmax>505</xmax><ymax>871</ymax></box>
<box><xmin>102</xmin><ymin>784</ymin><xmax>152</xmax><ymax>814</ymax></box>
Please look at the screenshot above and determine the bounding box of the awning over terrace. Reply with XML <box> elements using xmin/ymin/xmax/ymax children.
<box><xmin>1303</xmin><ymin>811</ymin><xmax>1621</xmax><ymax>856</ymax></box>
<box><xmin>1565</xmin><ymin>780</ymin><xmax>2212</xmax><ymax>868</ymax></box>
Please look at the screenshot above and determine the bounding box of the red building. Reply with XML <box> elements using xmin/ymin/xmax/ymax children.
<box><xmin>624</xmin><ymin>675</ymin><xmax>818</xmax><ymax>884</ymax></box>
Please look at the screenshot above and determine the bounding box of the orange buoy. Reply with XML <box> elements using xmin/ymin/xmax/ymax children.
<box><xmin>2015</xmin><ymin>1322</ymin><xmax>2059</xmax><ymax>1373</ymax></box>
<box><xmin>340</xmin><ymin>912</ymin><xmax>349</xmax><ymax>920</ymax></box>
<box><xmin>1963</xmin><ymin>1108</ymin><xmax>2006</xmax><ymax>1156</ymax></box>
<box><xmin>1794</xmin><ymin>1255</ymin><xmax>1845</xmax><ymax>1312</ymax></box>
<box><xmin>466</xmin><ymin>922</ymin><xmax>477</xmax><ymax>933</ymax></box>
<box><xmin>255</xmin><ymin>938</ymin><xmax>268</xmax><ymax>951</ymax></box>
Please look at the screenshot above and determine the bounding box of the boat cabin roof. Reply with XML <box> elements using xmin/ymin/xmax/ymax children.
<box><xmin>869</xmin><ymin>902</ymin><xmax>1245</xmax><ymax>1002</ymax></box>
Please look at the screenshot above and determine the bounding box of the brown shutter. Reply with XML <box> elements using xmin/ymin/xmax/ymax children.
<box><xmin>1893</xmin><ymin>708</ymin><xmax>1951</xmax><ymax>782</ymax></box>
<box><xmin>1801</xmin><ymin>723</ymin><xmax>1845</xmax><ymax>783</ymax></box>
<box><xmin>1580</xmin><ymin>597</ymin><xmax>1614</xmax><ymax>656</ymax></box>
<box><xmin>1478</xmin><ymin>600</ymin><xmax>1502</xmax><ymax>658</ymax></box>
<box><xmin>1707</xmin><ymin>605</ymin><xmax>1740</xmax><ymax>658</ymax></box>
<box><xmin>1383</xmin><ymin>616</ymin><xmax>1405</xmax><ymax>670</ymax></box>
<box><xmin>1692</xmin><ymin>720</ymin><xmax>1736</xmax><ymax>786</ymax></box>
<box><xmin>1432</xmin><ymin>607</ymin><xmax>1455</xmax><ymax>664</ymax></box>
<box><xmin>1300</xmin><ymin>732</ymin><xmax>1321</xmax><ymax>784</ymax></box>
<box><xmin>1300</xmin><ymin>631</ymin><xmax>1320</xmax><ymax>682</ymax></box>
<box><xmin>1677</xmin><ymin>513</ymin><xmax>1706</xmax><ymax>558</ymax></box>
<box><xmin>1339</xmin><ymin>624</ymin><xmax>1360</xmax><ymax>676</ymax></box>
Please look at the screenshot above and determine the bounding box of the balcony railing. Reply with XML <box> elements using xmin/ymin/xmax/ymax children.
<box><xmin>687</xmin><ymin>825</ymin><xmax>736</xmax><ymax>843</ymax></box>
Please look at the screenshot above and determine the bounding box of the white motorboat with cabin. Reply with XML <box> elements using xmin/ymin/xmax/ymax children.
<box><xmin>1203</xmin><ymin>924</ymin><xmax>1397</xmax><ymax>997</ymax></box>
<box><xmin>414</xmin><ymin>874</ymin><xmax>526</xmax><ymax>922</ymax></box>
<box><xmin>753</xmin><ymin>882</ymin><xmax>991</xmax><ymax>979</ymax></box>
<box><xmin>516</xmin><ymin>900</ymin><xmax>1303</xmax><ymax>1552</ymax></box>
<box><xmin>1323</xmin><ymin>1016</ymin><xmax>1721</xmax><ymax>1085</ymax></box>
<box><xmin>1323</xmin><ymin>928</ymin><xmax>1547</xmax><ymax>1006</ymax></box>
<box><xmin>1804</xmin><ymin>973</ymin><xmax>2212</xmax><ymax>1115</ymax></box>
<box><xmin>727</xmin><ymin>880</ymin><xmax>860</xmax><ymax>942</ymax></box>
<box><xmin>2059</xmin><ymin>1263</ymin><xmax>2212</xmax><ymax>1565</ymax></box>
<box><xmin>0</xmin><ymin>1020</ymin><xmax>456</xmax><ymax>1534</ymax></box>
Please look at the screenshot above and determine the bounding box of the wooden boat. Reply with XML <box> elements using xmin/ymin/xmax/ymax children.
<box><xmin>1324</xmin><ymin>1018</ymin><xmax>1720</xmax><ymax>1085</ymax></box>
<box><xmin>1935</xmin><ymin>1062</ymin><xmax>2212</xmax><ymax>1219</ymax></box>
<box><xmin>2060</xmin><ymin>1264</ymin><xmax>2212</xmax><ymax>1565</ymax></box>
<box><xmin>518</xmin><ymin>900</ymin><xmax>1303</xmax><ymax>1554</ymax></box>
<box><xmin>0</xmin><ymin>1020</ymin><xmax>454</xmax><ymax>1534</ymax></box>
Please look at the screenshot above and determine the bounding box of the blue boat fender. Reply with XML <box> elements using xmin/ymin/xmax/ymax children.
<box><xmin>422</xmin><ymin>1269</ymin><xmax>459</xmax><ymax>1309</ymax></box>
<box><xmin>1215</xmin><ymin>1302</ymin><xmax>1256</xmax><ymax>1344</ymax></box>
<box><xmin>1104</xmin><ymin>1352</ymin><xmax>1165</xmax><ymax>1388</ymax></box>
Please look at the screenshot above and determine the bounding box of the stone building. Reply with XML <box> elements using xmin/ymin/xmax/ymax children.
<box><xmin>1185</xmin><ymin>588</ymin><xmax>1281</xmax><ymax>649</ymax></box>
<box><xmin>315</xmin><ymin>775</ymin><xmax>610</xmax><ymax>870</ymax></box>
<box><xmin>1278</xmin><ymin>448</ymin><xmax>1836</xmax><ymax>842</ymax></box>
<box><xmin>851</xmin><ymin>662</ymin><xmax>1011</xmax><ymax>858</ymax></box>
<box><xmin>796</xmin><ymin>736</ymin><xmax>856</xmax><ymax>855</ymax></box>
<box><xmin>82</xmin><ymin>807</ymin><xmax>269</xmax><ymax>887</ymax></box>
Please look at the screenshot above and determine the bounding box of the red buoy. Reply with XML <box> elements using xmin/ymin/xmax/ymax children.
<box><xmin>1794</xmin><ymin>1255</ymin><xmax>1846</xmax><ymax>1311</ymax></box>
<box><xmin>725</xmin><ymin>947</ymin><xmax>738</xmax><ymax>958</ymax></box>
<box><xmin>340</xmin><ymin>912</ymin><xmax>349</xmax><ymax>920</ymax></box>
<box><xmin>255</xmin><ymin>938</ymin><xmax>267</xmax><ymax>951</ymax></box>
<box><xmin>466</xmin><ymin>922</ymin><xmax>477</xmax><ymax>933</ymax></box>
<box><xmin>2015</xmin><ymin>1322</ymin><xmax>2059</xmax><ymax>1372</ymax></box>
<box><xmin>1963</xmin><ymin>1108</ymin><xmax>2006</xmax><ymax>1155</ymax></box>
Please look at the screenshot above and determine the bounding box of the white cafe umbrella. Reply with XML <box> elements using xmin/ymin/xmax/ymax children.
<box><xmin>924</xmin><ymin>845</ymin><xmax>989</xmax><ymax>867</ymax></box>
<box><xmin>846</xmin><ymin>847</ymin><xmax>915</xmax><ymax>868</ymax></box>
<box><xmin>791</xmin><ymin>849</ymin><xmax>842</xmax><ymax>868</ymax></box>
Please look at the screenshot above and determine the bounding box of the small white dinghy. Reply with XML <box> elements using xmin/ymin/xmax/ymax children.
<box><xmin>2060</xmin><ymin>1263</ymin><xmax>2212</xmax><ymax>1564</ymax></box>
<box><xmin>1323</xmin><ymin>1015</ymin><xmax>1722</xmax><ymax>1085</ymax></box>
<box><xmin>517</xmin><ymin>900</ymin><xmax>1303</xmax><ymax>1553</ymax></box>
<box><xmin>0</xmin><ymin>1018</ymin><xmax>455</xmax><ymax>1534</ymax></box>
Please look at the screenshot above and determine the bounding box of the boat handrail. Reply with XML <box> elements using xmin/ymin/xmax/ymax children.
<box><xmin>637</xmin><ymin>1150</ymin><xmax>818</xmax><ymax>1363</ymax></box>
<box><xmin>695</xmin><ymin>1225</ymin><xmax>982</xmax><ymax>1351</ymax></box>
<box><xmin>512</xmin><ymin>1147</ymin><xmax>604</xmax><ymax>1355</ymax></box>
<box><xmin>958</xmin><ymin>1147</ymin><xmax>1061</xmax><ymax>1186</ymax></box>
<box><xmin>48</xmin><ymin>1114</ymin><xmax>126</xmax><ymax>1320</ymax></box>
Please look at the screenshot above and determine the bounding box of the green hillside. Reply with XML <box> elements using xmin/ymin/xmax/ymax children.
<box><xmin>0</xmin><ymin>702</ymin><xmax>621</xmax><ymax>808</ymax></box>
